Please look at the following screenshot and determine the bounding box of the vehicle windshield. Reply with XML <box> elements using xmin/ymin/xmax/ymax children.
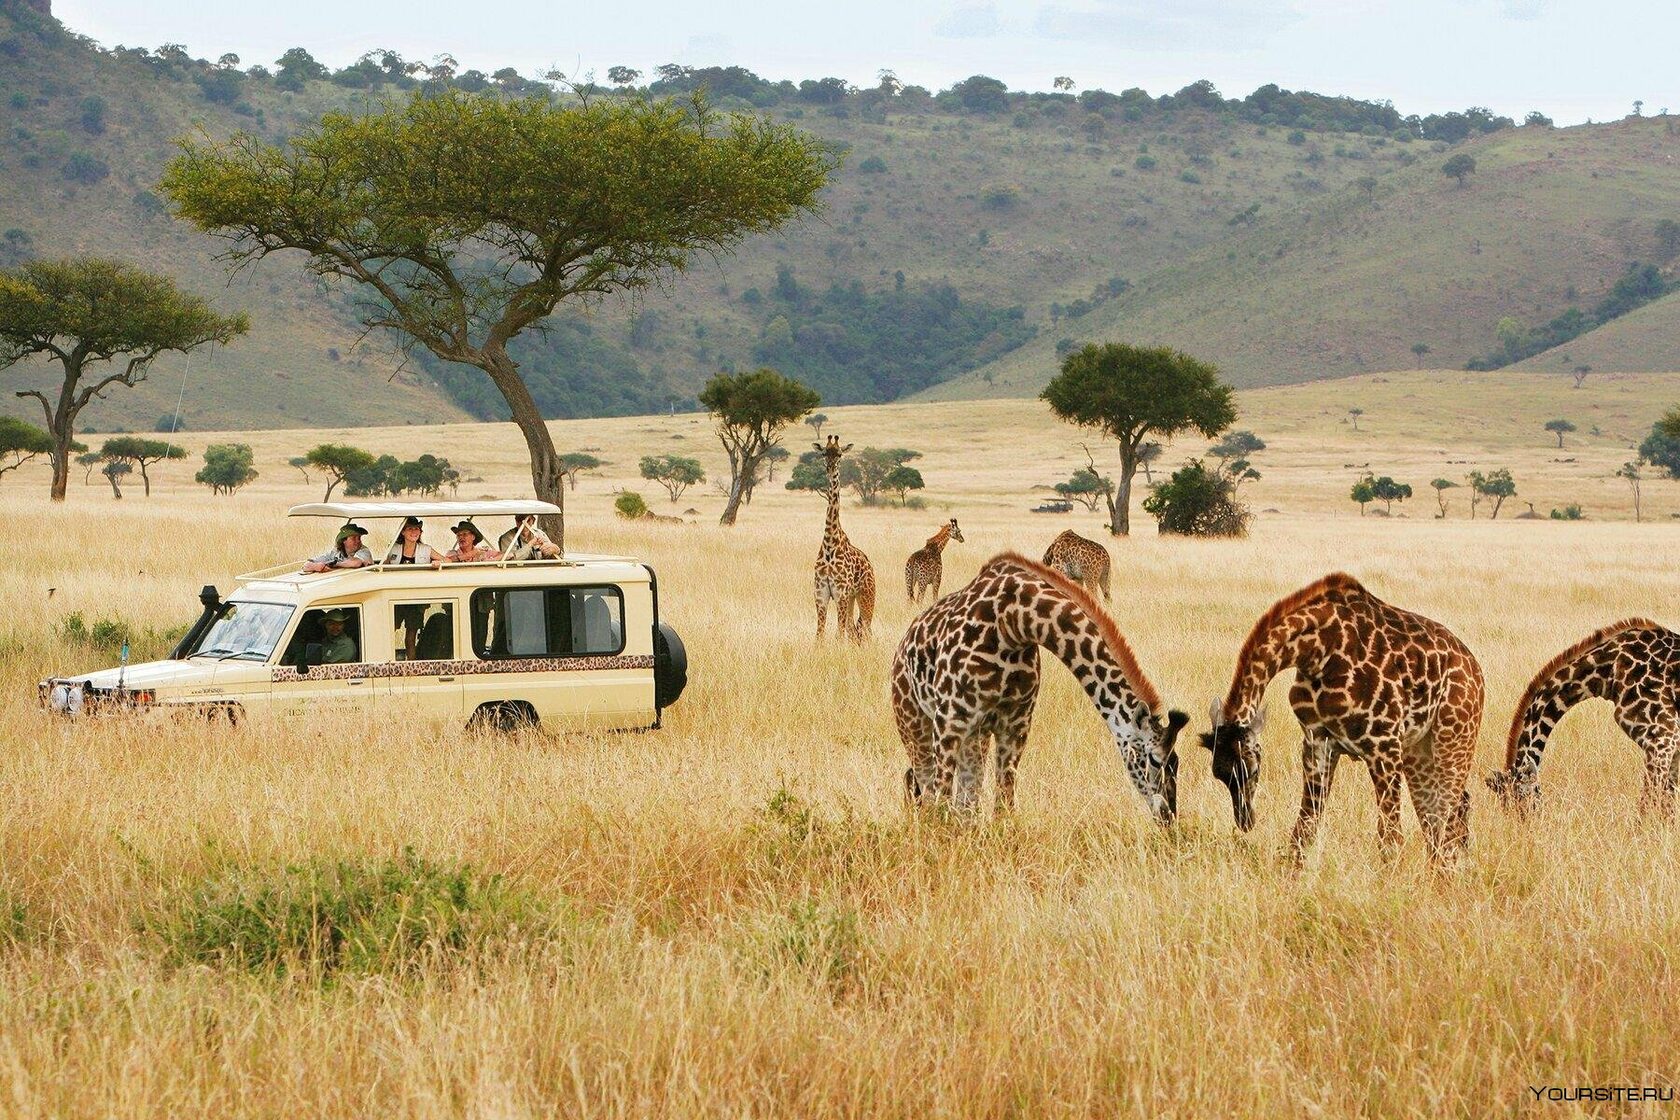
<box><xmin>187</xmin><ymin>601</ymin><xmax>296</xmax><ymax>662</ymax></box>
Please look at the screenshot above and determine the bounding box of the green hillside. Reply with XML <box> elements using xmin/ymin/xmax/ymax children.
<box><xmin>4</xmin><ymin>0</ymin><xmax>1678</xmax><ymax>431</ymax></box>
<box><xmin>1512</xmin><ymin>288</ymin><xmax>1680</xmax><ymax>376</ymax></box>
<box><xmin>926</xmin><ymin>117</ymin><xmax>1680</xmax><ymax>399</ymax></box>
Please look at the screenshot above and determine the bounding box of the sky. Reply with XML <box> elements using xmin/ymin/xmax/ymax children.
<box><xmin>50</xmin><ymin>0</ymin><xmax>1678</xmax><ymax>125</ymax></box>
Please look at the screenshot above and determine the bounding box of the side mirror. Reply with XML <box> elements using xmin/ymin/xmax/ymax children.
<box><xmin>303</xmin><ymin>642</ymin><xmax>324</xmax><ymax>671</ymax></box>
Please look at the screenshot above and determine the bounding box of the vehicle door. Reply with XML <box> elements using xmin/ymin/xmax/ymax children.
<box><xmin>270</xmin><ymin>605</ymin><xmax>378</xmax><ymax>712</ymax></box>
<box><xmin>383</xmin><ymin>598</ymin><xmax>464</xmax><ymax>718</ymax></box>
<box><xmin>466</xmin><ymin>584</ymin><xmax>642</xmax><ymax>722</ymax></box>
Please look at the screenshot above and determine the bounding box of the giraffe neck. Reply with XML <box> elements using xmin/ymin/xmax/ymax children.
<box><xmin>1222</xmin><ymin>603</ymin><xmax>1334</xmax><ymax>724</ymax></box>
<box><xmin>1506</xmin><ymin>641</ymin><xmax>1619</xmax><ymax>786</ymax></box>
<box><xmin>924</xmin><ymin>525</ymin><xmax>952</xmax><ymax>554</ymax></box>
<box><xmin>1000</xmin><ymin>576</ymin><xmax>1154</xmax><ymax>736</ymax></box>
<box><xmin>821</xmin><ymin>456</ymin><xmax>846</xmax><ymax>553</ymax></box>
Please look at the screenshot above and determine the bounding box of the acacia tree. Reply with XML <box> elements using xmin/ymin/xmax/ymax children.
<box><xmin>1430</xmin><ymin>477</ymin><xmax>1458</xmax><ymax>517</ymax></box>
<box><xmin>1469</xmin><ymin>468</ymin><xmax>1517</xmax><ymax>519</ymax></box>
<box><xmin>1041</xmin><ymin>343</ymin><xmax>1235</xmax><ymax>535</ymax></box>
<box><xmin>0</xmin><ymin>258</ymin><xmax>247</xmax><ymax>501</ymax></box>
<box><xmin>162</xmin><ymin>91</ymin><xmax>832</xmax><ymax>547</ymax></box>
<box><xmin>0</xmin><ymin>416</ymin><xmax>53</xmax><ymax>481</ymax></box>
<box><xmin>639</xmin><ymin>453</ymin><xmax>705</xmax><ymax>502</ymax></box>
<box><xmin>101</xmin><ymin>459</ymin><xmax>131</xmax><ymax>499</ymax></box>
<box><xmin>303</xmin><ymin>443</ymin><xmax>377</xmax><ymax>501</ymax></box>
<box><xmin>700</xmin><ymin>367</ymin><xmax>820</xmax><ymax>525</ymax></box>
<box><xmin>558</xmin><ymin>452</ymin><xmax>603</xmax><ymax>491</ymax></box>
<box><xmin>75</xmin><ymin>449</ymin><xmax>103</xmax><ymax>484</ymax></box>
<box><xmin>1544</xmin><ymin>418</ymin><xmax>1576</xmax><ymax>448</ymax></box>
<box><xmin>99</xmin><ymin>435</ymin><xmax>186</xmax><ymax>496</ymax></box>
<box><xmin>196</xmin><ymin>443</ymin><xmax>258</xmax><ymax>495</ymax></box>
<box><xmin>1617</xmin><ymin>461</ymin><xmax>1644</xmax><ymax>522</ymax></box>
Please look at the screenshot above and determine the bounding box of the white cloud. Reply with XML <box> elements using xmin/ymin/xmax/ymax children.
<box><xmin>1032</xmin><ymin>0</ymin><xmax>1302</xmax><ymax>50</ymax></box>
<box><xmin>934</xmin><ymin>3</ymin><xmax>1004</xmax><ymax>38</ymax></box>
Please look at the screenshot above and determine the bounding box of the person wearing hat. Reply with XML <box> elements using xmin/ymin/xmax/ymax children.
<box><xmin>444</xmin><ymin>520</ymin><xmax>502</xmax><ymax>563</ymax></box>
<box><xmin>497</xmin><ymin>514</ymin><xmax>562</xmax><ymax>561</ymax></box>
<box><xmin>302</xmin><ymin>524</ymin><xmax>374</xmax><ymax>573</ymax></box>
<box><xmin>384</xmin><ymin>516</ymin><xmax>443</xmax><ymax>567</ymax></box>
<box><xmin>318</xmin><ymin>608</ymin><xmax>358</xmax><ymax>664</ymax></box>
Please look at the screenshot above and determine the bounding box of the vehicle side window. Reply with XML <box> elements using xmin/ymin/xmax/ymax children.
<box><xmin>470</xmin><ymin>586</ymin><xmax>624</xmax><ymax>659</ymax></box>
<box><xmin>281</xmin><ymin>607</ymin><xmax>363</xmax><ymax>667</ymax></box>
<box><xmin>394</xmin><ymin>601</ymin><xmax>455</xmax><ymax>662</ymax></box>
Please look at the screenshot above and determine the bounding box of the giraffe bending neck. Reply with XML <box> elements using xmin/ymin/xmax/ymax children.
<box><xmin>1503</xmin><ymin>618</ymin><xmax>1658</xmax><ymax>790</ymax></box>
<box><xmin>924</xmin><ymin>523</ymin><xmax>954</xmax><ymax>553</ymax></box>
<box><xmin>1220</xmin><ymin>574</ymin><xmax>1358</xmax><ymax>724</ymax></box>
<box><xmin>999</xmin><ymin>556</ymin><xmax>1160</xmax><ymax>732</ymax></box>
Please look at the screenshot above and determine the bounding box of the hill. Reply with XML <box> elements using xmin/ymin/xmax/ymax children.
<box><xmin>1512</xmin><ymin>287</ymin><xmax>1680</xmax><ymax>376</ymax></box>
<box><xmin>4</xmin><ymin>0</ymin><xmax>1680</xmax><ymax>433</ymax></box>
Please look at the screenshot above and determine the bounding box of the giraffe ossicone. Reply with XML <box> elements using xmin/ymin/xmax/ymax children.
<box><xmin>891</xmin><ymin>551</ymin><xmax>1186</xmax><ymax>820</ymax></box>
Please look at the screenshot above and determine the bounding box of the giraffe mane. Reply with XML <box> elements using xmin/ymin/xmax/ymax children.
<box><xmin>1502</xmin><ymin>617</ymin><xmax>1663</xmax><ymax>769</ymax></box>
<box><xmin>1225</xmin><ymin>572</ymin><xmax>1369</xmax><ymax>719</ymax></box>
<box><xmin>989</xmin><ymin>551</ymin><xmax>1162</xmax><ymax>712</ymax></box>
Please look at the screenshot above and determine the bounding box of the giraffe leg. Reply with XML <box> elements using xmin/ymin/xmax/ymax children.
<box><xmin>1368</xmin><ymin>754</ymin><xmax>1405</xmax><ymax>862</ymax></box>
<box><xmin>948</xmin><ymin>733</ymin><xmax>985</xmax><ymax>816</ymax></box>
<box><xmin>1639</xmin><ymin>734</ymin><xmax>1679</xmax><ymax>818</ymax></box>
<box><xmin>992</xmin><ymin>708</ymin><xmax>1033</xmax><ymax>812</ymax></box>
<box><xmin>896</xmin><ymin>705</ymin><xmax>942</xmax><ymax>811</ymax></box>
<box><xmin>815</xmin><ymin>590</ymin><xmax>828</xmax><ymax>639</ymax></box>
<box><xmin>1408</xmin><ymin>757</ymin><xmax>1472</xmax><ymax>871</ymax></box>
<box><xmin>1287</xmin><ymin>733</ymin><xmax>1341</xmax><ymax>867</ymax></box>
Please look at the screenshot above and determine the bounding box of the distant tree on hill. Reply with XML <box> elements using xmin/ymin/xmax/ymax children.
<box><xmin>303</xmin><ymin>443</ymin><xmax>377</xmax><ymax>501</ymax></box>
<box><xmin>274</xmin><ymin>47</ymin><xmax>329</xmax><ymax>91</ymax></box>
<box><xmin>1348</xmin><ymin>407</ymin><xmax>1364</xmax><ymax>431</ymax></box>
<box><xmin>1137</xmin><ymin>441</ymin><xmax>1163</xmax><ymax>483</ymax></box>
<box><xmin>702</xmin><ymin>368</ymin><xmax>820</xmax><ymax>525</ymax></box>
<box><xmin>558</xmin><ymin>452</ymin><xmax>603</xmax><ymax>491</ymax></box>
<box><xmin>288</xmin><ymin>455</ymin><xmax>311</xmax><ymax>483</ymax></box>
<box><xmin>846</xmin><ymin>448</ymin><xmax>923</xmax><ymax>505</ymax></box>
<box><xmin>164</xmin><ymin>90</ymin><xmax>831</xmax><ymax>548</ymax></box>
<box><xmin>1370</xmin><ymin>475</ymin><xmax>1412</xmax><ymax>513</ymax></box>
<box><xmin>1209</xmin><ymin>429</ymin><xmax>1265</xmax><ymax>461</ymax></box>
<box><xmin>1524</xmin><ymin>111</ymin><xmax>1554</xmax><ymax>128</ymax></box>
<box><xmin>0</xmin><ymin>258</ymin><xmax>246</xmax><ymax>501</ymax></box>
<box><xmin>1042</xmin><ymin>342</ymin><xmax>1236</xmax><ymax>535</ymax></box>
<box><xmin>1412</xmin><ymin>342</ymin><xmax>1431</xmax><ymax>367</ymax></box>
<box><xmin>1430</xmin><ymin>478</ymin><xmax>1458</xmax><ymax>518</ymax></box>
<box><xmin>1572</xmin><ymin>366</ymin><xmax>1592</xmax><ymax>389</ymax></box>
<box><xmin>1442</xmin><ymin>153</ymin><xmax>1477</xmax><ymax>186</ymax></box>
<box><xmin>882</xmin><ymin>464</ymin><xmax>924</xmax><ymax>505</ymax></box>
<box><xmin>98</xmin><ymin>436</ymin><xmax>186</xmax><ymax>496</ymax></box>
<box><xmin>804</xmin><ymin>412</ymin><xmax>830</xmax><ymax>439</ymax></box>
<box><xmin>1543</xmin><ymin>418</ymin><xmax>1577</xmax><ymax>448</ymax></box>
<box><xmin>607</xmin><ymin>66</ymin><xmax>641</xmax><ymax>86</ymax></box>
<box><xmin>1053</xmin><ymin>76</ymin><xmax>1075</xmax><ymax>92</ymax></box>
<box><xmin>0</xmin><ymin>416</ymin><xmax>54</xmax><ymax>482</ymax></box>
<box><xmin>101</xmin><ymin>459</ymin><xmax>132</xmax><ymax>499</ymax></box>
<box><xmin>195</xmin><ymin>444</ymin><xmax>257</xmax><ymax>496</ymax></box>
<box><xmin>1469</xmin><ymin>468</ymin><xmax>1517</xmax><ymax>519</ymax></box>
<box><xmin>639</xmin><ymin>454</ymin><xmax>706</xmax><ymax>502</ymax></box>
<box><xmin>1350</xmin><ymin>475</ymin><xmax>1375</xmax><ymax>515</ymax></box>
<box><xmin>1639</xmin><ymin>406</ymin><xmax>1680</xmax><ymax>478</ymax></box>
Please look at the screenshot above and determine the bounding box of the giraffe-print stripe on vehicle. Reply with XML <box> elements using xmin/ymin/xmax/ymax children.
<box><xmin>271</xmin><ymin>655</ymin><xmax>655</xmax><ymax>684</ymax></box>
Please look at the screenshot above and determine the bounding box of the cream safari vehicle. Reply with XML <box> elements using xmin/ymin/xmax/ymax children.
<box><xmin>40</xmin><ymin>501</ymin><xmax>687</xmax><ymax>731</ymax></box>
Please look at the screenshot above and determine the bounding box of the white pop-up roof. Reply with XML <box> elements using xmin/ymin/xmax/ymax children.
<box><xmin>287</xmin><ymin>500</ymin><xmax>560</xmax><ymax>520</ymax></box>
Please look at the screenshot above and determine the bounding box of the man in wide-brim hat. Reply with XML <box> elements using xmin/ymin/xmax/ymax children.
<box><xmin>319</xmin><ymin>607</ymin><xmax>358</xmax><ymax>663</ymax></box>
<box><xmin>445</xmin><ymin>520</ymin><xmax>501</xmax><ymax>563</ymax></box>
<box><xmin>302</xmin><ymin>523</ymin><xmax>373</xmax><ymax>573</ymax></box>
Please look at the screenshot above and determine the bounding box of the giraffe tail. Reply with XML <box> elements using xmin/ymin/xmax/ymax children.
<box><xmin>857</xmin><ymin>577</ymin><xmax>876</xmax><ymax>640</ymax></box>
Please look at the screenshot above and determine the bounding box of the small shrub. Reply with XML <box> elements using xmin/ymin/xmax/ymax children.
<box><xmin>62</xmin><ymin>151</ymin><xmax>109</xmax><ymax>184</ymax></box>
<box><xmin>1178</xmin><ymin>169</ymin><xmax>1201</xmax><ymax>184</ymax></box>
<box><xmin>146</xmin><ymin>849</ymin><xmax>546</xmax><ymax>980</ymax></box>
<box><xmin>857</xmin><ymin>155</ymin><xmax>887</xmax><ymax>173</ymax></box>
<box><xmin>1549</xmin><ymin>505</ymin><xmax>1584</xmax><ymax>520</ymax></box>
<box><xmin>614</xmin><ymin>490</ymin><xmax>649</xmax><ymax>519</ymax></box>
<box><xmin>1142</xmin><ymin>459</ymin><xmax>1251</xmax><ymax>537</ymax></box>
<box><xmin>981</xmin><ymin>183</ymin><xmax>1021</xmax><ymax>209</ymax></box>
<box><xmin>1134</xmin><ymin>154</ymin><xmax>1157</xmax><ymax>171</ymax></box>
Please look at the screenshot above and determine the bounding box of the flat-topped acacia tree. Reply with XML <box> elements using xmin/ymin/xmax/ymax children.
<box><xmin>161</xmin><ymin>90</ymin><xmax>833</xmax><ymax>547</ymax></box>
<box><xmin>0</xmin><ymin>258</ymin><xmax>247</xmax><ymax>501</ymax></box>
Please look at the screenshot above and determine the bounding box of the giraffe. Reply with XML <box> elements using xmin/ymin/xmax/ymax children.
<box><xmin>1041</xmin><ymin>529</ymin><xmax>1111</xmax><ymax>601</ymax></box>
<box><xmin>813</xmin><ymin>435</ymin><xmax>876</xmax><ymax>641</ymax></box>
<box><xmin>1486</xmin><ymin>618</ymin><xmax>1680</xmax><ymax>816</ymax></box>
<box><xmin>891</xmin><ymin>551</ymin><xmax>1188</xmax><ymax>820</ymax></box>
<box><xmin>1203</xmin><ymin>572</ymin><xmax>1485</xmax><ymax>868</ymax></box>
<box><xmin>904</xmin><ymin>519</ymin><xmax>964</xmax><ymax>602</ymax></box>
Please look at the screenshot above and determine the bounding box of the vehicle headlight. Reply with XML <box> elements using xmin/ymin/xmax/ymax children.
<box><xmin>48</xmin><ymin>683</ymin><xmax>85</xmax><ymax>715</ymax></box>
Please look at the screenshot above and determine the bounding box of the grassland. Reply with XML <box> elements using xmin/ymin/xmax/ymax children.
<box><xmin>3</xmin><ymin>372</ymin><xmax>1680</xmax><ymax>1116</ymax></box>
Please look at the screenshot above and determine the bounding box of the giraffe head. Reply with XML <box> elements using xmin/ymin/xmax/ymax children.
<box><xmin>1118</xmin><ymin>709</ymin><xmax>1189</xmax><ymax>824</ymax></box>
<box><xmin>1484</xmin><ymin>769</ymin><xmax>1540</xmax><ymax>815</ymax></box>
<box><xmin>816</xmin><ymin>435</ymin><xmax>853</xmax><ymax>462</ymax></box>
<box><xmin>1200</xmin><ymin>700</ymin><xmax>1263</xmax><ymax>832</ymax></box>
<box><xmin>946</xmin><ymin>518</ymin><xmax>964</xmax><ymax>543</ymax></box>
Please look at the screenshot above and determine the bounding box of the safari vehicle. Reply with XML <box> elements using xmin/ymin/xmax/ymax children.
<box><xmin>39</xmin><ymin>501</ymin><xmax>687</xmax><ymax>731</ymax></box>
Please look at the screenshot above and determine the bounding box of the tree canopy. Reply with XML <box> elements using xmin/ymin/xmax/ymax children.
<box><xmin>639</xmin><ymin>454</ymin><xmax>706</xmax><ymax>502</ymax></box>
<box><xmin>98</xmin><ymin>435</ymin><xmax>186</xmax><ymax>496</ymax></box>
<box><xmin>303</xmin><ymin>443</ymin><xmax>378</xmax><ymax>501</ymax></box>
<box><xmin>1640</xmin><ymin>407</ymin><xmax>1680</xmax><ymax>479</ymax></box>
<box><xmin>162</xmin><ymin>90</ymin><xmax>833</xmax><ymax>547</ymax></box>
<box><xmin>195</xmin><ymin>443</ymin><xmax>258</xmax><ymax>495</ymax></box>
<box><xmin>1042</xmin><ymin>342</ymin><xmax>1236</xmax><ymax>535</ymax></box>
<box><xmin>0</xmin><ymin>415</ymin><xmax>53</xmax><ymax>480</ymax></box>
<box><xmin>0</xmin><ymin>258</ymin><xmax>246</xmax><ymax>500</ymax></box>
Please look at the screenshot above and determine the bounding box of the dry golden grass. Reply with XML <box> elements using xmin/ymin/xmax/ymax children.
<box><xmin>4</xmin><ymin>370</ymin><xmax>1680</xmax><ymax>1117</ymax></box>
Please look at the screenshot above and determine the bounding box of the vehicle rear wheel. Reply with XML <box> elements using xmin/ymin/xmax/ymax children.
<box><xmin>468</xmin><ymin>701</ymin><xmax>537</xmax><ymax>735</ymax></box>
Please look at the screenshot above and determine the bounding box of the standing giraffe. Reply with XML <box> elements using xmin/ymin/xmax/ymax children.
<box><xmin>904</xmin><ymin>519</ymin><xmax>964</xmax><ymax>602</ymax></box>
<box><xmin>1042</xmin><ymin>529</ymin><xmax>1111</xmax><ymax>601</ymax></box>
<box><xmin>892</xmin><ymin>552</ymin><xmax>1188</xmax><ymax>820</ymax></box>
<box><xmin>1203</xmin><ymin>573</ymin><xmax>1484</xmax><ymax>868</ymax></box>
<box><xmin>813</xmin><ymin>435</ymin><xmax>876</xmax><ymax>641</ymax></box>
<box><xmin>1487</xmin><ymin>618</ymin><xmax>1680</xmax><ymax>816</ymax></box>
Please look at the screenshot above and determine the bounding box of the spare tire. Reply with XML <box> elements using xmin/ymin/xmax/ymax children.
<box><xmin>654</xmin><ymin>622</ymin><xmax>687</xmax><ymax>710</ymax></box>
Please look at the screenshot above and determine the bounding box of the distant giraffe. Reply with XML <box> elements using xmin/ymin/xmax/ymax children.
<box><xmin>1203</xmin><ymin>573</ymin><xmax>1485</xmax><ymax>868</ymax></box>
<box><xmin>813</xmin><ymin>436</ymin><xmax>876</xmax><ymax>641</ymax></box>
<box><xmin>1042</xmin><ymin>529</ymin><xmax>1111</xmax><ymax>600</ymax></box>
<box><xmin>1487</xmin><ymin>619</ymin><xmax>1680</xmax><ymax>816</ymax></box>
<box><xmin>893</xmin><ymin>552</ymin><xmax>1187</xmax><ymax>818</ymax></box>
<box><xmin>904</xmin><ymin>519</ymin><xmax>964</xmax><ymax>602</ymax></box>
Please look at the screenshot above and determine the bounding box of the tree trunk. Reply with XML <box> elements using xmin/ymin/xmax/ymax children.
<box><xmin>106</xmin><ymin>474</ymin><xmax>123</xmax><ymax>499</ymax></box>
<box><xmin>1111</xmin><ymin>442</ymin><xmax>1137</xmax><ymax>536</ymax></box>
<box><xmin>483</xmin><ymin>346</ymin><xmax>565</xmax><ymax>549</ymax></box>
<box><xmin>48</xmin><ymin>430</ymin><xmax>73</xmax><ymax>501</ymax></box>
<box><xmin>140</xmin><ymin>462</ymin><xmax>152</xmax><ymax>496</ymax></box>
<box><xmin>718</xmin><ymin>445</ymin><xmax>752</xmax><ymax>526</ymax></box>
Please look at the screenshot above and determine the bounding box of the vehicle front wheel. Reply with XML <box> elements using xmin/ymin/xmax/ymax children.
<box><xmin>468</xmin><ymin>701</ymin><xmax>537</xmax><ymax>735</ymax></box>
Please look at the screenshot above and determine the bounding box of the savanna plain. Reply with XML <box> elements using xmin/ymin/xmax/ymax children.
<box><xmin>4</xmin><ymin>370</ymin><xmax>1680</xmax><ymax>1118</ymax></box>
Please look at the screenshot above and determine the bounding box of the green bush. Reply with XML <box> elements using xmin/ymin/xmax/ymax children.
<box><xmin>1142</xmin><ymin>459</ymin><xmax>1251</xmax><ymax>537</ymax></box>
<box><xmin>1134</xmin><ymin>154</ymin><xmax>1157</xmax><ymax>171</ymax></box>
<box><xmin>62</xmin><ymin>151</ymin><xmax>109</xmax><ymax>184</ymax></box>
<box><xmin>1549</xmin><ymin>505</ymin><xmax>1584</xmax><ymax>520</ymax></box>
<box><xmin>146</xmin><ymin>849</ymin><xmax>546</xmax><ymax>980</ymax></box>
<box><xmin>857</xmin><ymin>155</ymin><xmax>887</xmax><ymax>173</ymax></box>
<box><xmin>614</xmin><ymin>490</ymin><xmax>649</xmax><ymax>519</ymax></box>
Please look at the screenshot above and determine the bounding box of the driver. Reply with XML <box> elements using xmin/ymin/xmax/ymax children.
<box><xmin>319</xmin><ymin>608</ymin><xmax>358</xmax><ymax>664</ymax></box>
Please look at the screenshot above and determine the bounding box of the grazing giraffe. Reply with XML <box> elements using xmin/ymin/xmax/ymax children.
<box><xmin>1203</xmin><ymin>573</ymin><xmax>1485</xmax><ymax>868</ymax></box>
<box><xmin>892</xmin><ymin>552</ymin><xmax>1188</xmax><ymax>820</ymax></box>
<box><xmin>1487</xmin><ymin>618</ymin><xmax>1680</xmax><ymax>816</ymax></box>
<box><xmin>904</xmin><ymin>519</ymin><xmax>964</xmax><ymax>602</ymax></box>
<box><xmin>1042</xmin><ymin>529</ymin><xmax>1112</xmax><ymax>601</ymax></box>
<box><xmin>813</xmin><ymin>436</ymin><xmax>876</xmax><ymax>641</ymax></box>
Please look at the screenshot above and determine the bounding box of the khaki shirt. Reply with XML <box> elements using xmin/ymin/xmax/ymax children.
<box><xmin>320</xmin><ymin>632</ymin><xmax>358</xmax><ymax>664</ymax></box>
<box><xmin>310</xmin><ymin>546</ymin><xmax>374</xmax><ymax>567</ymax></box>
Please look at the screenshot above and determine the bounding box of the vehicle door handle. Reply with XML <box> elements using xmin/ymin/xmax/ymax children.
<box><xmin>437</xmin><ymin>675</ymin><xmax>455</xmax><ymax>682</ymax></box>
<box><xmin>348</xmin><ymin>678</ymin><xmax>366</xmax><ymax>686</ymax></box>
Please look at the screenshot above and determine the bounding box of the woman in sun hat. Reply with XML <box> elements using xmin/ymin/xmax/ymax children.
<box><xmin>385</xmin><ymin>516</ymin><xmax>443</xmax><ymax>567</ymax></box>
<box><xmin>444</xmin><ymin>520</ymin><xmax>501</xmax><ymax>563</ymax></box>
<box><xmin>301</xmin><ymin>523</ymin><xmax>373</xmax><ymax>573</ymax></box>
